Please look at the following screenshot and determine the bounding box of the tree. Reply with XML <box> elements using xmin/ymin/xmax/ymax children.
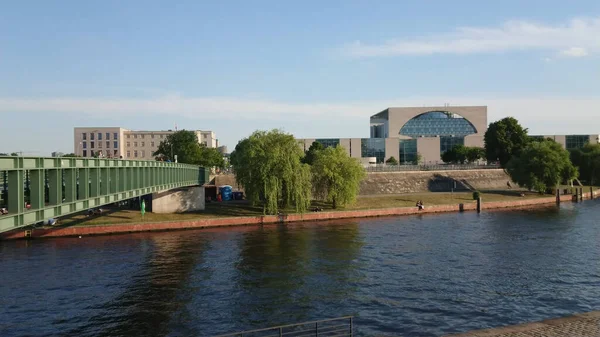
<box><xmin>484</xmin><ymin>117</ymin><xmax>529</xmax><ymax>167</ymax></box>
<box><xmin>230</xmin><ymin>129</ymin><xmax>312</xmax><ymax>215</ymax></box>
<box><xmin>442</xmin><ymin>145</ymin><xmax>467</xmax><ymax>164</ymax></box>
<box><xmin>466</xmin><ymin>147</ymin><xmax>485</xmax><ymax>163</ymax></box>
<box><xmin>570</xmin><ymin>143</ymin><xmax>600</xmax><ymax>185</ymax></box>
<box><xmin>311</xmin><ymin>146</ymin><xmax>366</xmax><ymax>209</ymax></box>
<box><xmin>0</xmin><ymin>153</ymin><xmax>7</xmax><ymax>156</ymax></box>
<box><xmin>507</xmin><ymin>140</ymin><xmax>578</xmax><ymax>193</ymax></box>
<box><xmin>10</xmin><ymin>152</ymin><xmax>18</xmax><ymax>156</ymax></box>
<box><xmin>152</xmin><ymin>130</ymin><xmax>224</xmax><ymax>167</ymax></box>
<box><xmin>198</xmin><ymin>146</ymin><xmax>226</xmax><ymax>168</ymax></box>
<box><xmin>302</xmin><ymin>141</ymin><xmax>324</xmax><ymax>165</ymax></box>
<box><xmin>62</xmin><ymin>153</ymin><xmax>80</xmax><ymax>157</ymax></box>
<box><xmin>415</xmin><ymin>152</ymin><xmax>423</xmax><ymax>165</ymax></box>
<box><xmin>153</xmin><ymin>130</ymin><xmax>202</xmax><ymax>164</ymax></box>
<box><xmin>385</xmin><ymin>156</ymin><xmax>399</xmax><ymax>165</ymax></box>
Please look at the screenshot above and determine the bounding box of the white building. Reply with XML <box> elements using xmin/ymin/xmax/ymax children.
<box><xmin>73</xmin><ymin>127</ymin><xmax>217</xmax><ymax>160</ymax></box>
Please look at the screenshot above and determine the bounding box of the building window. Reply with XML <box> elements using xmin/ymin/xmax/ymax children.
<box><xmin>98</xmin><ymin>133</ymin><xmax>102</xmax><ymax>140</ymax></box>
<box><xmin>316</xmin><ymin>139</ymin><xmax>340</xmax><ymax>149</ymax></box>
<box><xmin>82</xmin><ymin>133</ymin><xmax>87</xmax><ymax>140</ymax></box>
<box><xmin>566</xmin><ymin>135</ymin><xmax>589</xmax><ymax>150</ymax></box>
<box><xmin>141</xmin><ymin>134</ymin><xmax>145</xmax><ymax>139</ymax></box>
<box><xmin>361</xmin><ymin>138</ymin><xmax>385</xmax><ymax>163</ymax></box>
<box><xmin>141</xmin><ymin>142</ymin><xmax>145</xmax><ymax>147</ymax></box>
<box><xmin>126</xmin><ymin>151</ymin><xmax>131</xmax><ymax>158</ymax></box>
<box><xmin>151</xmin><ymin>141</ymin><xmax>155</xmax><ymax>147</ymax></box>
<box><xmin>83</xmin><ymin>142</ymin><xmax>87</xmax><ymax>149</ymax></box>
<box><xmin>134</xmin><ymin>142</ymin><xmax>138</xmax><ymax>147</ymax></box>
<box><xmin>440</xmin><ymin>136</ymin><xmax>465</xmax><ymax>154</ymax></box>
<box><xmin>204</xmin><ymin>134</ymin><xmax>207</xmax><ymax>139</ymax></box>
<box><xmin>134</xmin><ymin>150</ymin><xmax>138</xmax><ymax>158</ymax></box>
<box><xmin>91</xmin><ymin>141</ymin><xmax>95</xmax><ymax>149</ymax></box>
<box><xmin>134</xmin><ymin>134</ymin><xmax>138</xmax><ymax>139</ymax></box>
<box><xmin>83</xmin><ymin>150</ymin><xmax>87</xmax><ymax>157</ymax></box>
<box><xmin>114</xmin><ymin>150</ymin><xmax>118</xmax><ymax>157</ymax></box>
<box><xmin>114</xmin><ymin>133</ymin><xmax>118</xmax><ymax>140</ymax></box>
<box><xmin>114</xmin><ymin>141</ymin><xmax>118</xmax><ymax>148</ymax></box>
<box><xmin>90</xmin><ymin>150</ymin><xmax>95</xmax><ymax>157</ymax></box>
<box><xmin>91</xmin><ymin>133</ymin><xmax>95</xmax><ymax>140</ymax></box>
<box><xmin>399</xmin><ymin>111</ymin><xmax>477</xmax><ymax>137</ymax></box>
<box><xmin>151</xmin><ymin>134</ymin><xmax>155</xmax><ymax>139</ymax></box>
<box><xmin>399</xmin><ymin>139</ymin><xmax>418</xmax><ymax>164</ymax></box>
<box><xmin>98</xmin><ymin>141</ymin><xmax>102</xmax><ymax>148</ymax></box>
<box><xmin>160</xmin><ymin>135</ymin><xmax>164</xmax><ymax>139</ymax></box>
<box><xmin>106</xmin><ymin>132</ymin><xmax>110</xmax><ymax>140</ymax></box>
<box><xmin>126</xmin><ymin>142</ymin><xmax>130</xmax><ymax>147</ymax></box>
<box><xmin>141</xmin><ymin>150</ymin><xmax>145</xmax><ymax>157</ymax></box>
<box><xmin>106</xmin><ymin>141</ymin><xmax>110</xmax><ymax>148</ymax></box>
<box><xmin>127</xmin><ymin>134</ymin><xmax>130</xmax><ymax>139</ymax></box>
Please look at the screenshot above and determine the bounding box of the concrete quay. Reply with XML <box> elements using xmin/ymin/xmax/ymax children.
<box><xmin>445</xmin><ymin>311</ymin><xmax>600</xmax><ymax>337</ymax></box>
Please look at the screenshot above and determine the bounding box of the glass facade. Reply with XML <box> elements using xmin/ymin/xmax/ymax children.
<box><xmin>361</xmin><ymin>138</ymin><xmax>385</xmax><ymax>163</ymax></box>
<box><xmin>440</xmin><ymin>136</ymin><xmax>464</xmax><ymax>153</ymax></box>
<box><xmin>399</xmin><ymin>139</ymin><xmax>417</xmax><ymax>164</ymax></box>
<box><xmin>316</xmin><ymin>138</ymin><xmax>340</xmax><ymax>148</ymax></box>
<box><xmin>566</xmin><ymin>135</ymin><xmax>589</xmax><ymax>150</ymax></box>
<box><xmin>399</xmin><ymin>111</ymin><xmax>477</xmax><ymax>137</ymax></box>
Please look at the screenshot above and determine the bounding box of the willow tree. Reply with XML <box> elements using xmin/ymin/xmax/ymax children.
<box><xmin>311</xmin><ymin>146</ymin><xmax>366</xmax><ymax>209</ymax></box>
<box><xmin>230</xmin><ymin>129</ymin><xmax>312</xmax><ymax>215</ymax></box>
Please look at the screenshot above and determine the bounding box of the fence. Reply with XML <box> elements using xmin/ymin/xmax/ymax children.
<box><xmin>365</xmin><ymin>163</ymin><xmax>501</xmax><ymax>172</ymax></box>
<box><xmin>214</xmin><ymin>316</ymin><xmax>353</xmax><ymax>337</ymax></box>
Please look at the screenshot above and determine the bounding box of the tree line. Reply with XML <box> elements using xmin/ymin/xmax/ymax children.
<box><xmin>230</xmin><ymin>130</ymin><xmax>366</xmax><ymax>215</ymax></box>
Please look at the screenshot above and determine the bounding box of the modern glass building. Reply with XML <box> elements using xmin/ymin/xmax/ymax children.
<box><xmin>297</xmin><ymin>106</ymin><xmax>599</xmax><ymax>165</ymax></box>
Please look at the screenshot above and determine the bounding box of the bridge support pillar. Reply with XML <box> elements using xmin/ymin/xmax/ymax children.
<box><xmin>48</xmin><ymin>169</ymin><xmax>62</xmax><ymax>205</ymax></box>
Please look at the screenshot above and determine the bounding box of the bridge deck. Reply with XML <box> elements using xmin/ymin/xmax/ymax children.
<box><xmin>445</xmin><ymin>311</ymin><xmax>600</xmax><ymax>337</ymax></box>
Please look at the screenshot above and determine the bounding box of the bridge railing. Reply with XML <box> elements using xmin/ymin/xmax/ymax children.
<box><xmin>0</xmin><ymin>156</ymin><xmax>208</xmax><ymax>233</ymax></box>
<box><xmin>213</xmin><ymin>316</ymin><xmax>353</xmax><ymax>337</ymax></box>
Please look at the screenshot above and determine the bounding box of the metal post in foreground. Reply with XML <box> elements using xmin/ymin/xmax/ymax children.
<box><xmin>556</xmin><ymin>188</ymin><xmax>560</xmax><ymax>204</ymax></box>
<box><xmin>477</xmin><ymin>197</ymin><xmax>482</xmax><ymax>213</ymax></box>
<box><xmin>591</xmin><ymin>186</ymin><xmax>595</xmax><ymax>200</ymax></box>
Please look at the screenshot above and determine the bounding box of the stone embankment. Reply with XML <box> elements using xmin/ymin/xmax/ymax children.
<box><xmin>1</xmin><ymin>190</ymin><xmax>596</xmax><ymax>241</ymax></box>
<box><xmin>211</xmin><ymin>169</ymin><xmax>514</xmax><ymax>195</ymax></box>
<box><xmin>445</xmin><ymin>311</ymin><xmax>600</xmax><ymax>337</ymax></box>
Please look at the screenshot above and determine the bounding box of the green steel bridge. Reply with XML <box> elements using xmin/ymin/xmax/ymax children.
<box><xmin>0</xmin><ymin>156</ymin><xmax>209</xmax><ymax>233</ymax></box>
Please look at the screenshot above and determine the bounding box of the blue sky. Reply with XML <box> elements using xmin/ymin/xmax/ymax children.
<box><xmin>1</xmin><ymin>0</ymin><xmax>599</xmax><ymax>155</ymax></box>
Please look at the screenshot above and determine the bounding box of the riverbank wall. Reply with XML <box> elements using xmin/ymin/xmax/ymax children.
<box><xmin>211</xmin><ymin>170</ymin><xmax>513</xmax><ymax>195</ymax></box>
<box><xmin>2</xmin><ymin>190</ymin><xmax>597</xmax><ymax>241</ymax></box>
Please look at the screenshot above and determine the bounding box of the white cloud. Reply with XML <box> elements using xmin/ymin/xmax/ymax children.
<box><xmin>340</xmin><ymin>17</ymin><xmax>600</xmax><ymax>57</ymax></box>
<box><xmin>559</xmin><ymin>47</ymin><xmax>589</xmax><ymax>57</ymax></box>
<box><xmin>0</xmin><ymin>95</ymin><xmax>599</xmax><ymax>135</ymax></box>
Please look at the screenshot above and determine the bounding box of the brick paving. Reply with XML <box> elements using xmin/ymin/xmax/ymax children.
<box><xmin>446</xmin><ymin>311</ymin><xmax>600</xmax><ymax>337</ymax></box>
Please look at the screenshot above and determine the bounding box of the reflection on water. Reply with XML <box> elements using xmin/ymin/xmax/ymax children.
<box><xmin>1</xmin><ymin>200</ymin><xmax>600</xmax><ymax>337</ymax></box>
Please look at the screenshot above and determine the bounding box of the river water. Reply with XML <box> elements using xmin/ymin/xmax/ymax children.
<box><xmin>2</xmin><ymin>200</ymin><xmax>600</xmax><ymax>337</ymax></box>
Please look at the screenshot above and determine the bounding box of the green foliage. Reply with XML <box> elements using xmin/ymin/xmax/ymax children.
<box><xmin>10</xmin><ymin>152</ymin><xmax>18</xmax><ymax>156</ymax></box>
<box><xmin>62</xmin><ymin>153</ymin><xmax>80</xmax><ymax>157</ymax></box>
<box><xmin>152</xmin><ymin>130</ymin><xmax>224</xmax><ymax>167</ymax></box>
<box><xmin>570</xmin><ymin>143</ymin><xmax>600</xmax><ymax>185</ymax></box>
<box><xmin>507</xmin><ymin>140</ymin><xmax>578</xmax><ymax>194</ymax></box>
<box><xmin>385</xmin><ymin>156</ymin><xmax>399</xmax><ymax>165</ymax></box>
<box><xmin>302</xmin><ymin>141</ymin><xmax>324</xmax><ymax>165</ymax></box>
<box><xmin>311</xmin><ymin>146</ymin><xmax>366</xmax><ymax>209</ymax></box>
<box><xmin>472</xmin><ymin>191</ymin><xmax>481</xmax><ymax>200</ymax></box>
<box><xmin>484</xmin><ymin>117</ymin><xmax>529</xmax><ymax>167</ymax></box>
<box><xmin>230</xmin><ymin>129</ymin><xmax>312</xmax><ymax>215</ymax></box>
<box><xmin>442</xmin><ymin>145</ymin><xmax>485</xmax><ymax>164</ymax></box>
<box><xmin>415</xmin><ymin>152</ymin><xmax>423</xmax><ymax>165</ymax></box>
<box><xmin>0</xmin><ymin>153</ymin><xmax>7</xmax><ymax>156</ymax></box>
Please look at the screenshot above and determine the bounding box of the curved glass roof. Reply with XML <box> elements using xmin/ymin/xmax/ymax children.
<box><xmin>399</xmin><ymin>111</ymin><xmax>477</xmax><ymax>137</ymax></box>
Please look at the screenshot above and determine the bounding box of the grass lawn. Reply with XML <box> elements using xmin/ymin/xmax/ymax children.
<box><xmin>55</xmin><ymin>188</ymin><xmax>555</xmax><ymax>227</ymax></box>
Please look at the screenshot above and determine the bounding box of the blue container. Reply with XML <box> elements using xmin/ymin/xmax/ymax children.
<box><xmin>219</xmin><ymin>185</ymin><xmax>233</xmax><ymax>201</ymax></box>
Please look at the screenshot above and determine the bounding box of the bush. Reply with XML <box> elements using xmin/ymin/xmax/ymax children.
<box><xmin>472</xmin><ymin>191</ymin><xmax>481</xmax><ymax>200</ymax></box>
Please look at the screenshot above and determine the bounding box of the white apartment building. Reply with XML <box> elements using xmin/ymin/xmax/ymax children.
<box><xmin>73</xmin><ymin>127</ymin><xmax>217</xmax><ymax>160</ymax></box>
